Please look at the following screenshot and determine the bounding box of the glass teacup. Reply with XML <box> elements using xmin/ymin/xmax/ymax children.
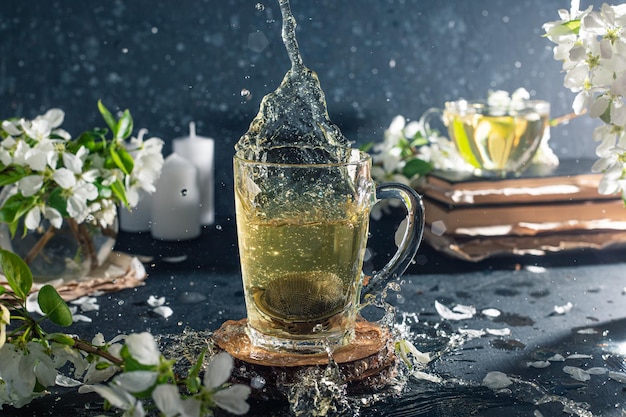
<box><xmin>420</xmin><ymin>99</ymin><xmax>550</xmax><ymax>177</ymax></box>
<box><xmin>233</xmin><ymin>149</ymin><xmax>424</xmax><ymax>353</ymax></box>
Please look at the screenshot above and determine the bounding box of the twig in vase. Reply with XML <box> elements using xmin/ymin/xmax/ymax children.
<box><xmin>23</xmin><ymin>226</ymin><xmax>57</xmax><ymax>265</ymax></box>
<box><xmin>66</xmin><ymin>218</ymin><xmax>99</xmax><ymax>272</ymax></box>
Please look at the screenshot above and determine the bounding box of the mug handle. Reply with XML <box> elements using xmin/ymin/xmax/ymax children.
<box><xmin>418</xmin><ymin>107</ymin><xmax>444</xmax><ymax>143</ymax></box>
<box><xmin>362</xmin><ymin>183</ymin><xmax>425</xmax><ymax>298</ymax></box>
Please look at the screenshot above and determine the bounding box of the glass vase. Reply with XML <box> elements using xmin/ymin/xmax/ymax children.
<box><xmin>0</xmin><ymin>187</ymin><xmax>118</xmax><ymax>283</ymax></box>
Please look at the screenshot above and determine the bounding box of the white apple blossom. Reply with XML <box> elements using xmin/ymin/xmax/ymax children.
<box><xmin>125</xmin><ymin>332</ymin><xmax>161</xmax><ymax>366</ymax></box>
<box><xmin>62</xmin><ymin>146</ymin><xmax>88</xmax><ymax>174</ymax></box>
<box><xmin>2</xmin><ymin>121</ymin><xmax>21</xmax><ymax>137</ymax></box>
<box><xmin>0</xmin><ymin>104</ymin><xmax>163</xmax><ymax>233</ymax></box>
<box><xmin>124</xmin><ymin>129</ymin><xmax>164</xmax><ymax>207</ymax></box>
<box><xmin>89</xmin><ymin>198</ymin><xmax>118</xmax><ymax>229</ymax></box>
<box><xmin>66</xmin><ymin>180</ymin><xmax>99</xmax><ymax>222</ymax></box>
<box><xmin>204</xmin><ymin>352</ymin><xmax>251</xmax><ymax>415</ymax></box>
<box><xmin>17</xmin><ymin>174</ymin><xmax>44</xmax><ymax>197</ymax></box>
<box><xmin>25</xmin><ymin>139</ymin><xmax>56</xmax><ymax>172</ymax></box>
<box><xmin>0</xmin><ymin>341</ymin><xmax>59</xmax><ymax>404</ymax></box>
<box><xmin>114</xmin><ymin>371</ymin><xmax>158</xmax><ymax>393</ymax></box>
<box><xmin>82</xmin><ymin>334</ymin><xmax>125</xmax><ymax>384</ymax></box>
<box><xmin>544</xmin><ymin>1</ymin><xmax>626</xmax><ymax>199</ymax></box>
<box><xmin>85</xmin><ymin>383</ymin><xmax>146</xmax><ymax>417</ymax></box>
<box><xmin>152</xmin><ymin>384</ymin><xmax>201</xmax><ymax>417</ymax></box>
<box><xmin>52</xmin><ymin>167</ymin><xmax>76</xmax><ymax>189</ymax></box>
<box><xmin>24</xmin><ymin>202</ymin><xmax>63</xmax><ymax>231</ymax></box>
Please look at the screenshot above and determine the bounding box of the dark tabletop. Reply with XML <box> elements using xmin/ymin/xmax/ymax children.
<box><xmin>9</xmin><ymin>216</ymin><xmax>626</xmax><ymax>417</ymax></box>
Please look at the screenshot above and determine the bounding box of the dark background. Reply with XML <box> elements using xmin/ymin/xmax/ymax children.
<box><xmin>0</xmin><ymin>0</ymin><xmax>601</xmax><ymax>220</ymax></box>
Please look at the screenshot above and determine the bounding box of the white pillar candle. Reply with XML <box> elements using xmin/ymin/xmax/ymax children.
<box><xmin>119</xmin><ymin>190</ymin><xmax>154</xmax><ymax>232</ymax></box>
<box><xmin>172</xmin><ymin>122</ymin><xmax>215</xmax><ymax>225</ymax></box>
<box><xmin>151</xmin><ymin>153</ymin><xmax>201</xmax><ymax>240</ymax></box>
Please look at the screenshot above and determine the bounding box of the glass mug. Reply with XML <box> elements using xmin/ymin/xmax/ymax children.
<box><xmin>234</xmin><ymin>149</ymin><xmax>424</xmax><ymax>353</ymax></box>
<box><xmin>420</xmin><ymin>99</ymin><xmax>550</xmax><ymax>177</ymax></box>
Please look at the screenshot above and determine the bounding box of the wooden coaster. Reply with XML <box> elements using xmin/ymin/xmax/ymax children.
<box><xmin>213</xmin><ymin>318</ymin><xmax>398</xmax><ymax>398</ymax></box>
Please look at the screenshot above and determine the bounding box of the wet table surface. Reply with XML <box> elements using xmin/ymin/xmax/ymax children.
<box><xmin>9</xmin><ymin>217</ymin><xmax>626</xmax><ymax>417</ymax></box>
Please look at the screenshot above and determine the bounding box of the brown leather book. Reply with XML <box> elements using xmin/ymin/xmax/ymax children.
<box><xmin>417</xmin><ymin>159</ymin><xmax>615</xmax><ymax>206</ymax></box>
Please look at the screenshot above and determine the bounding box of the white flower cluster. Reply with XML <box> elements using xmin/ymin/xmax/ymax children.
<box><xmin>0</xmin><ymin>107</ymin><xmax>163</xmax><ymax>230</ymax></box>
<box><xmin>543</xmin><ymin>1</ymin><xmax>626</xmax><ymax>197</ymax></box>
<box><xmin>371</xmin><ymin>115</ymin><xmax>470</xmax><ymax>188</ymax></box>
<box><xmin>0</xmin><ymin>331</ymin><xmax>250</xmax><ymax>416</ymax></box>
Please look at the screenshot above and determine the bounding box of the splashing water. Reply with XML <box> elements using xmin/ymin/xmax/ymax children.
<box><xmin>235</xmin><ymin>0</ymin><xmax>351</xmax><ymax>164</ymax></box>
<box><xmin>287</xmin><ymin>365</ymin><xmax>354</xmax><ymax>417</ymax></box>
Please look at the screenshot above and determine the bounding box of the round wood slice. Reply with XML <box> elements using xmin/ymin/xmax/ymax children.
<box><xmin>213</xmin><ymin>318</ymin><xmax>398</xmax><ymax>399</ymax></box>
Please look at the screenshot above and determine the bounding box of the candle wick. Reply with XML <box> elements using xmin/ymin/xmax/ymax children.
<box><xmin>189</xmin><ymin>121</ymin><xmax>196</xmax><ymax>139</ymax></box>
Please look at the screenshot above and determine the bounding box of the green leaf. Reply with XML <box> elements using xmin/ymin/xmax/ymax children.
<box><xmin>75</xmin><ymin>131</ymin><xmax>96</xmax><ymax>151</ymax></box>
<box><xmin>38</xmin><ymin>285</ymin><xmax>73</xmax><ymax>327</ymax></box>
<box><xmin>116</xmin><ymin>109</ymin><xmax>134</xmax><ymax>140</ymax></box>
<box><xmin>97</xmin><ymin>100</ymin><xmax>118</xmax><ymax>137</ymax></box>
<box><xmin>359</xmin><ymin>142</ymin><xmax>375</xmax><ymax>153</ymax></box>
<box><xmin>599</xmin><ymin>101</ymin><xmax>612</xmax><ymax>125</ymax></box>
<box><xmin>410</xmin><ymin>135</ymin><xmax>429</xmax><ymax>148</ymax></box>
<box><xmin>109</xmin><ymin>146</ymin><xmax>134</xmax><ymax>175</ymax></box>
<box><xmin>544</xmin><ymin>19</ymin><xmax>581</xmax><ymax>37</ymax></box>
<box><xmin>0</xmin><ymin>248</ymin><xmax>32</xmax><ymax>300</ymax></box>
<box><xmin>0</xmin><ymin>286</ymin><xmax>6</xmax><ymax>297</ymax></box>
<box><xmin>48</xmin><ymin>187</ymin><xmax>69</xmax><ymax>217</ymax></box>
<box><xmin>110</xmin><ymin>178</ymin><xmax>129</xmax><ymax>207</ymax></box>
<box><xmin>0</xmin><ymin>167</ymin><xmax>29</xmax><ymax>187</ymax></box>
<box><xmin>186</xmin><ymin>348</ymin><xmax>206</xmax><ymax>393</ymax></box>
<box><xmin>402</xmin><ymin>158</ymin><xmax>433</xmax><ymax>178</ymax></box>
<box><xmin>563</xmin><ymin>19</ymin><xmax>581</xmax><ymax>35</ymax></box>
<box><xmin>47</xmin><ymin>332</ymin><xmax>76</xmax><ymax>346</ymax></box>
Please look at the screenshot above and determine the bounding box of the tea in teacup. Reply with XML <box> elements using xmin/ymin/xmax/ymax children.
<box><xmin>422</xmin><ymin>99</ymin><xmax>550</xmax><ymax>177</ymax></box>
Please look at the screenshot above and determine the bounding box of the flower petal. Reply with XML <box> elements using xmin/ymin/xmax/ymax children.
<box><xmin>85</xmin><ymin>384</ymin><xmax>136</xmax><ymax>410</ymax></box>
<box><xmin>152</xmin><ymin>384</ymin><xmax>184</xmax><ymax>417</ymax></box>
<box><xmin>114</xmin><ymin>371</ymin><xmax>157</xmax><ymax>393</ymax></box>
<box><xmin>53</xmin><ymin>168</ymin><xmax>77</xmax><ymax>189</ymax></box>
<box><xmin>43</xmin><ymin>206</ymin><xmax>63</xmax><ymax>229</ymax></box>
<box><xmin>204</xmin><ymin>352</ymin><xmax>234</xmax><ymax>389</ymax></box>
<box><xmin>125</xmin><ymin>332</ymin><xmax>160</xmax><ymax>366</ymax></box>
<box><xmin>25</xmin><ymin>206</ymin><xmax>42</xmax><ymax>230</ymax></box>
<box><xmin>213</xmin><ymin>384</ymin><xmax>252</xmax><ymax>415</ymax></box>
<box><xmin>18</xmin><ymin>175</ymin><xmax>44</xmax><ymax>197</ymax></box>
<box><xmin>44</xmin><ymin>108</ymin><xmax>65</xmax><ymax>129</ymax></box>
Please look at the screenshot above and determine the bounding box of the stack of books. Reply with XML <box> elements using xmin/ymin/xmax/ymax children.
<box><xmin>415</xmin><ymin>160</ymin><xmax>626</xmax><ymax>261</ymax></box>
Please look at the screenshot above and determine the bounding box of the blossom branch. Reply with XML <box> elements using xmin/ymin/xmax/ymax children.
<box><xmin>72</xmin><ymin>337</ymin><xmax>124</xmax><ymax>367</ymax></box>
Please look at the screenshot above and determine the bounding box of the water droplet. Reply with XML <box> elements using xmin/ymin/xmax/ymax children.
<box><xmin>215</xmin><ymin>224</ymin><xmax>223</xmax><ymax>231</ymax></box>
<box><xmin>255</xmin><ymin>3</ymin><xmax>265</xmax><ymax>11</ymax></box>
<box><xmin>250</xmin><ymin>375</ymin><xmax>266</xmax><ymax>389</ymax></box>
<box><xmin>178</xmin><ymin>292</ymin><xmax>207</xmax><ymax>304</ymax></box>
<box><xmin>181</xmin><ymin>189</ymin><xmax>188</xmax><ymax>196</ymax></box>
<box><xmin>122</xmin><ymin>48</ymin><xmax>129</xmax><ymax>54</ymax></box>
